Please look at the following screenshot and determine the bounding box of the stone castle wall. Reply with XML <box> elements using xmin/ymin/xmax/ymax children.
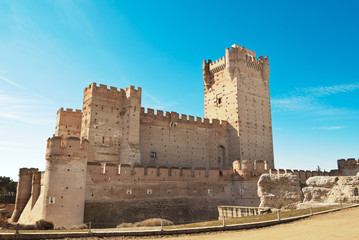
<box><xmin>139</xmin><ymin>108</ymin><xmax>228</xmax><ymax>169</ymax></box>
<box><xmin>337</xmin><ymin>158</ymin><xmax>359</xmax><ymax>176</ymax></box>
<box><xmin>84</xmin><ymin>162</ymin><xmax>259</xmax><ymax>227</ymax></box>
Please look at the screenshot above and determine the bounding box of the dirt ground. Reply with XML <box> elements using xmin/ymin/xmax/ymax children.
<box><xmin>72</xmin><ymin>206</ymin><xmax>359</xmax><ymax>240</ymax></box>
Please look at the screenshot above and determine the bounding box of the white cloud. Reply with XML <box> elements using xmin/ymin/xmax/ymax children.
<box><xmin>0</xmin><ymin>75</ymin><xmax>25</xmax><ymax>89</ymax></box>
<box><xmin>313</xmin><ymin>126</ymin><xmax>347</xmax><ymax>130</ymax></box>
<box><xmin>0</xmin><ymin>76</ymin><xmax>55</xmax><ymax>125</ymax></box>
<box><xmin>271</xmin><ymin>82</ymin><xmax>359</xmax><ymax>115</ymax></box>
<box><xmin>143</xmin><ymin>90</ymin><xmax>178</xmax><ymax>111</ymax></box>
<box><xmin>301</xmin><ymin>83</ymin><xmax>359</xmax><ymax>97</ymax></box>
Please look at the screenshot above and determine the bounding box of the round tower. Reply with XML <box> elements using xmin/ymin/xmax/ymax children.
<box><xmin>43</xmin><ymin>136</ymin><xmax>88</xmax><ymax>228</ymax></box>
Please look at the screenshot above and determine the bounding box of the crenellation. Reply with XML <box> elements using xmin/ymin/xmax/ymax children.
<box><xmin>147</xmin><ymin>108</ymin><xmax>155</xmax><ymax>116</ymax></box>
<box><xmin>19</xmin><ymin>168</ymin><xmax>38</xmax><ymax>175</ymax></box>
<box><xmin>141</xmin><ymin>108</ymin><xmax>227</xmax><ymax>128</ymax></box>
<box><xmin>156</xmin><ymin>110</ymin><xmax>164</xmax><ymax>117</ymax></box>
<box><xmin>171</xmin><ymin>111</ymin><xmax>179</xmax><ymax>121</ymax></box>
<box><xmin>180</xmin><ymin>114</ymin><xmax>187</xmax><ymax>121</ymax></box>
<box><xmin>46</xmin><ymin>136</ymin><xmax>89</xmax><ymax>159</ymax></box>
<box><xmin>109</xmin><ymin>86</ymin><xmax>117</xmax><ymax>92</ymax></box>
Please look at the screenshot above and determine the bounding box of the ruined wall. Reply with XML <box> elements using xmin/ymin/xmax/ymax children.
<box><xmin>81</xmin><ymin>83</ymin><xmax>141</xmax><ymax>165</ymax></box>
<box><xmin>203</xmin><ymin>45</ymin><xmax>274</xmax><ymax>168</ymax></box>
<box><xmin>140</xmin><ymin>108</ymin><xmax>228</xmax><ymax>170</ymax></box>
<box><xmin>84</xmin><ymin>163</ymin><xmax>260</xmax><ymax>227</ymax></box>
<box><xmin>55</xmin><ymin>108</ymin><xmax>82</xmax><ymax>139</ymax></box>
<box><xmin>10</xmin><ymin>168</ymin><xmax>38</xmax><ymax>222</ymax></box>
<box><xmin>337</xmin><ymin>158</ymin><xmax>359</xmax><ymax>176</ymax></box>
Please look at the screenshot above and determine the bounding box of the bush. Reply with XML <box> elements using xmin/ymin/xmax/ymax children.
<box><xmin>35</xmin><ymin>219</ymin><xmax>54</xmax><ymax>230</ymax></box>
<box><xmin>69</xmin><ymin>224</ymin><xmax>88</xmax><ymax>230</ymax></box>
<box><xmin>138</xmin><ymin>218</ymin><xmax>173</xmax><ymax>227</ymax></box>
<box><xmin>117</xmin><ymin>218</ymin><xmax>173</xmax><ymax>228</ymax></box>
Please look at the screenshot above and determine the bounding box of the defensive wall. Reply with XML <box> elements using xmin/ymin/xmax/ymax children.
<box><xmin>139</xmin><ymin>107</ymin><xmax>228</xmax><ymax>170</ymax></box>
<box><xmin>10</xmin><ymin>136</ymin><xmax>354</xmax><ymax>227</ymax></box>
<box><xmin>56</xmin><ymin>82</ymin><xmax>232</xmax><ymax>171</ymax></box>
<box><xmin>337</xmin><ymin>158</ymin><xmax>359</xmax><ymax>176</ymax></box>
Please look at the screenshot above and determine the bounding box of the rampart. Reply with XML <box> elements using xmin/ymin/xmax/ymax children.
<box><xmin>83</xmin><ymin>83</ymin><xmax>142</xmax><ymax>100</ymax></box>
<box><xmin>337</xmin><ymin>158</ymin><xmax>359</xmax><ymax>176</ymax></box>
<box><xmin>139</xmin><ymin>107</ymin><xmax>228</xmax><ymax>169</ymax></box>
<box><xmin>45</xmin><ymin>136</ymin><xmax>89</xmax><ymax>159</ymax></box>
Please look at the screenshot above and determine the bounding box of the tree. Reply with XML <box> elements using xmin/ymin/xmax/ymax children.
<box><xmin>0</xmin><ymin>176</ymin><xmax>17</xmax><ymax>199</ymax></box>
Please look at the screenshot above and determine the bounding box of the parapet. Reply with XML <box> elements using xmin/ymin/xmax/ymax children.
<box><xmin>46</xmin><ymin>136</ymin><xmax>89</xmax><ymax>160</ymax></box>
<box><xmin>337</xmin><ymin>158</ymin><xmax>359</xmax><ymax>169</ymax></box>
<box><xmin>140</xmin><ymin>107</ymin><xmax>227</xmax><ymax>129</ymax></box>
<box><xmin>19</xmin><ymin>168</ymin><xmax>38</xmax><ymax>176</ymax></box>
<box><xmin>83</xmin><ymin>82</ymin><xmax>142</xmax><ymax>100</ymax></box>
<box><xmin>57</xmin><ymin>108</ymin><xmax>82</xmax><ymax>115</ymax></box>
<box><xmin>203</xmin><ymin>44</ymin><xmax>269</xmax><ymax>86</ymax></box>
<box><xmin>89</xmin><ymin>163</ymin><xmax>245</xmax><ymax>181</ymax></box>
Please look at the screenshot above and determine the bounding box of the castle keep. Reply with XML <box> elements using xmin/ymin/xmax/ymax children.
<box><xmin>11</xmin><ymin>45</ymin><xmax>277</xmax><ymax>227</ymax></box>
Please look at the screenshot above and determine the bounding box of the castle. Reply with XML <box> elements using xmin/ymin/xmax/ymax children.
<box><xmin>10</xmin><ymin>45</ymin><xmax>353</xmax><ymax>228</ymax></box>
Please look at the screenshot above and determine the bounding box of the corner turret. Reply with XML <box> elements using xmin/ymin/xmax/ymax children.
<box><xmin>43</xmin><ymin>136</ymin><xmax>88</xmax><ymax>228</ymax></box>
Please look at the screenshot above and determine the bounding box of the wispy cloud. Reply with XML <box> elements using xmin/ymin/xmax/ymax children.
<box><xmin>0</xmin><ymin>76</ymin><xmax>55</xmax><ymax>125</ymax></box>
<box><xmin>143</xmin><ymin>90</ymin><xmax>178</xmax><ymax>110</ymax></box>
<box><xmin>271</xmin><ymin>82</ymin><xmax>359</xmax><ymax>115</ymax></box>
<box><xmin>313</xmin><ymin>126</ymin><xmax>347</xmax><ymax>130</ymax></box>
<box><xmin>301</xmin><ymin>83</ymin><xmax>359</xmax><ymax>97</ymax></box>
<box><xmin>0</xmin><ymin>75</ymin><xmax>25</xmax><ymax>89</ymax></box>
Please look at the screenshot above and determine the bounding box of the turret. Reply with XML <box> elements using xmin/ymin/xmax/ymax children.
<box><xmin>43</xmin><ymin>136</ymin><xmax>88</xmax><ymax>228</ymax></box>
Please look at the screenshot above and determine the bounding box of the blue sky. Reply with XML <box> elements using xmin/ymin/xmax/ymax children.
<box><xmin>0</xmin><ymin>0</ymin><xmax>358</xmax><ymax>180</ymax></box>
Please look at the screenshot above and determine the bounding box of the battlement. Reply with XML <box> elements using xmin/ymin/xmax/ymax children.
<box><xmin>268</xmin><ymin>168</ymin><xmax>333</xmax><ymax>182</ymax></box>
<box><xmin>83</xmin><ymin>82</ymin><xmax>142</xmax><ymax>99</ymax></box>
<box><xmin>57</xmin><ymin>108</ymin><xmax>82</xmax><ymax>114</ymax></box>
<box><xmin>337</xmin><ymin>158</ymin><xmax>359</xmax><ymax>169</ymax></box>
<box><xmin>46</xmin><ymin>136</ymin><xmax>89</xmax><ymax>160</ymax></box>
<box><xmin>19</xmin><ymin>168</ymin><xmax>38</xmax><ymax>176</ymax></box>
<box><xmin>208</xmin><ymin>57</ymin><xmax>226</xmax><ymax>73</ymax></box>
<box><xmin>88</xmin><ymin>163</ymin><xmax>238</xmax><ymax>181</ymax></box>
<box><xmin>140</xmin><ymin>107</ymin><xmax>227</xmax><ymax>128</ymax></box>
<box><xmin>227</xmin><ymin>44</ymin><xmax>257</xmax><ymax>58</ymax></box>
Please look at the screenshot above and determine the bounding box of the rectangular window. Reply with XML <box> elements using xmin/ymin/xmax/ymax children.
<box><xmin>150</xmin><ymin>152</ymin><xmax>157</xmax><ymax>158</ymax></box>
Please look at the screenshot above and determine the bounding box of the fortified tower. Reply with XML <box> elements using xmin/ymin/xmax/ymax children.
<box><xmin>80</xmin><ymin>83</ymin><xmax>142</xmax><ymax>165</ymax></box>
<box><xmin>43</xmin><ymin>136</ymin><xmax>88</xmax><ymax>227</ymax></box>
<box><xmin>203</xmin><ymin>44</ymin><xmax>274</xmax><ymax>168</ymax></box>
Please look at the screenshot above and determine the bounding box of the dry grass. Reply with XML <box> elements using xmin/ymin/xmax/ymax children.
<box><xmin>117</xmin><ymin>218</ymin><xmax>173</xmax><ymax>228</ymax></box>
<box><xmin>164</xmin><ymin>205</ymin><xmax>340</xmax><ymax>229</ymax></box>
<box><xmin>0</xmin><ymin>205</ymin><xmax>346</xmax><ymax>234</ymax></box>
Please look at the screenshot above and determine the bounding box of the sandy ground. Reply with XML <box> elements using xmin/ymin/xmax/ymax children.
<box><xmin>73</xmin><ymin>206</ymin><xmax>359</xmax><ymax>240</ymax></box>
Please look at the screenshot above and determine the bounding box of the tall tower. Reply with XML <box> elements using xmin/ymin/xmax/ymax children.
<box><xmin>203</xmin><ymin>44</ymin><xmax>274</xmax><ymax>168</ymax></box>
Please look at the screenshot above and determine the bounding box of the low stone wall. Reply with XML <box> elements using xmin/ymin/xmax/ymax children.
<box><xmin>217</xmin><ymin>206</ymin><xmax>270</xmax><ymax>220</ymax></box>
